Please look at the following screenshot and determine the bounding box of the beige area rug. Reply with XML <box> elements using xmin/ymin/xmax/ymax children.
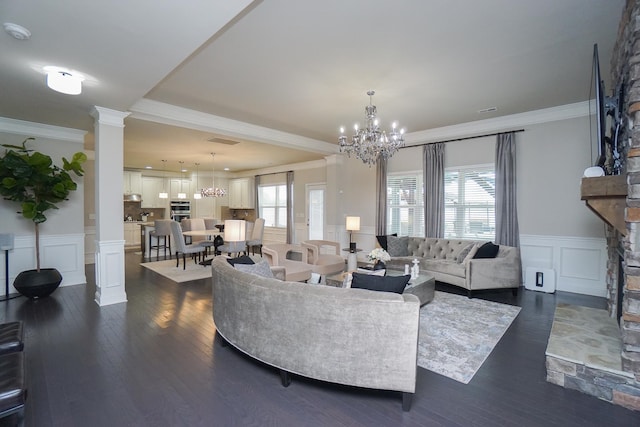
<box><xmin>141</xmin><ymin>259</ymin><xmax>212</xmax><ymax>283</ymax></box>
<box><xmin>418</xmin><ymin>291</ymin><xmax>521</xmax><ymax>384</ymax></box>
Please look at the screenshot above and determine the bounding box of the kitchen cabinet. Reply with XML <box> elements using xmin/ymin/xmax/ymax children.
<box><xmin>124</xmin><ymin>222</ymin><xmax>141</xmax><ymax>248</ymax></box>
<box><xmin>229</xmin><ymin>177</ymin><xmax>255</xmax><ymax>209</ymax></box>
<box><xmin>169</xmin><ymin>179</ymin><xmax>192</xmax><ymax>200</ymax></box>
<box><xmin>123</xmin><ymin>171</ymin><xmax>142</xmax><ymax>195</ymax></box>
<box><xmin>141</xmin><ymin>176</ymin><xmax>168</xmax><ymax>208</ymax></box>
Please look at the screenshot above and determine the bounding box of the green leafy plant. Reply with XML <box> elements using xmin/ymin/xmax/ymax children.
<box><xmin>0</xmin><ymin>137</ymin><xmax>87</xmax><ymax>271</ymax></box>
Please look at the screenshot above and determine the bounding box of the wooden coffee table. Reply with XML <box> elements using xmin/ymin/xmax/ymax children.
<box><xmin>325</xmin><ymin>269</ymin><xmax>435</xmax><ymax>306</ymax></box>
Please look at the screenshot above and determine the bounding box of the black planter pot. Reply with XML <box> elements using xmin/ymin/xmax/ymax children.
<box><xmin>13</xmin><ymin>268</ymin><xmax>62</xmax><ymax>299</ymax></box>
<box><xmin>373</xmin><ymin>260</ymin><xmax>386</xmax><ymax>271</ymax></box>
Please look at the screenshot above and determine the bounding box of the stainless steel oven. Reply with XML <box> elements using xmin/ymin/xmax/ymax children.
<box><xmin>170</xmin><ymin>200</ymin><xmax>190</xmax><ymax>222</ymax></box>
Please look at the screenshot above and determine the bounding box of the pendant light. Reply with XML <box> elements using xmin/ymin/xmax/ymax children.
<box><xmin>193</xmin><ymin>163</ymin><xmax>202</xmax><ymax>199</ymax></box>
<box><xmin>159</xmin><ymin>160</ymin><xmax>168</xmax><ymax>199</ymax></box>
<box><xmin>177</xmin><ymin>161</ymin><xmax>186</xmax><ymax>199</ymax></box>
<box><xmin>200</xmin><ymin>153</ymin><xmax>227</xmax><ymax>197</ymax></box>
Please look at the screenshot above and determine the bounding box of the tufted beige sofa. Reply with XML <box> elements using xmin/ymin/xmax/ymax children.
<box><xmin>385</xmin><ymin>237</ymin><xmax>522</xmax><ymax>297</ymax></box>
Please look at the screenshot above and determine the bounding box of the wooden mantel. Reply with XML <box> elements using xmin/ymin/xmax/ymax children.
<box><xmin>581</xmin><ymin>175</ymin><xmax>627</xmax><ymax>235</ymax></box>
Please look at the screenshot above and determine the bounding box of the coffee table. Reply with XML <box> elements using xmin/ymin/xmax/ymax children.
<box><xmin>325</xmin><ymin>269</ymin><xmax>435</xmax><ymax>306</ymax></box>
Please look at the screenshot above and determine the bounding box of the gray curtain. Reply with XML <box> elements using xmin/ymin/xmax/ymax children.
<box><xmin>424</xmin><ymin>143</ymin><xmax>445</xmax><ymax>238</ymax></box>
<box><xmin>286</xmin><ymin>171</ymin><xmax>294</xmax><ymax>244</ymax></box>
<box><xmin>375</xmin><ymin>158</ymin><xmax>387</xmax><ymax>235</ymax></box>
<box><xmin>495</xmin><ymin>132</ymin><xmax>520</xmax><ymax>247</ymax></box>
<box><xmin>254</xmin><ymin>175</ymin><xmax>261</xmax><ymax>214</ymax></box>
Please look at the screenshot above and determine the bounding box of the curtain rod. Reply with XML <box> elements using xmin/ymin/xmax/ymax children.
<box><xmin>254</xmin><ymin>170</ymin><xmax>293</xmax><ymax>178</ymax></box>
<box><xmin>402</xmin><ymin>128</ymin><xmax>525</xmax><ymax>148</ymax></box>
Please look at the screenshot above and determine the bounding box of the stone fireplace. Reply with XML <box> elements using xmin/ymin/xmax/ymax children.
<box><xmin>546</xmin><ymin>0</ymin><xmax>640</xmax><ymax>412</ymax></box>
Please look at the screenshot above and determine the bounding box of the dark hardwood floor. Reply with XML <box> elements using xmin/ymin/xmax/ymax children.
<box><xmin>1</xmin><ymin>252</ymin><xmax>638</xmax><ymax>426</ymax></box>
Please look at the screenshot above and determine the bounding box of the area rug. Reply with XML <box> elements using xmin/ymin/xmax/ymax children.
<box><xmin>140</xmin><ymin>259</ymin><xmax>211</xmax><ymax>283</ymax></box>
<box><xmin>418</xmin><ymin>291</ymin><xmax>521</xmax><ymax>384</ymax></box>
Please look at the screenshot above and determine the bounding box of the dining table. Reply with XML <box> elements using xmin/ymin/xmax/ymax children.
<box><xmin>181</xmin><ymin>229</ymin><xmax>225</xmax><ymax>265</ymax></box>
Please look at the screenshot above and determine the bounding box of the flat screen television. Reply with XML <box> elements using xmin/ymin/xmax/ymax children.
<box><xmin>590</xmin><ymin>43</ymin><xmax>623</xmax><ymax>173</ymax></box>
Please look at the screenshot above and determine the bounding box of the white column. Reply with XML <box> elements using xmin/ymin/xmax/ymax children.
<box><xmin>91</xmin><ymin>106</ymin><xmax>130</xmax><ymax>306</ymax></box>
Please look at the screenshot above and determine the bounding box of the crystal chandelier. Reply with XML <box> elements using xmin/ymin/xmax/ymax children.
<box><xmin>338</xmin><ymin>90</ymin><xmax>405</xmax><ymax>166</ymax></box>
<box><xmin>201</xmin><ymin>153</ymin><xmax>227</xmax><ymax>197</ymax></box>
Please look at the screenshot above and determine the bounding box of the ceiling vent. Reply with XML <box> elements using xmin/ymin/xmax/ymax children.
<box><xmin>207</xmin><ymin>137</ymin><xmax>240</xmax><ymax>145</ymax></box>
<box><xmin>477</xmin><ymin>107</ymin><xmax>498</xmax><ymax>113</ymax></box>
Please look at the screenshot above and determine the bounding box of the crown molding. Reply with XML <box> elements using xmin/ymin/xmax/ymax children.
<box><xmin>404</xmin><ymin>101</ymin><xmax>589</xmax><ymax>145</ymax></box>
<box><xmin>0</xmin><ymin>116</ymin><xmax>86</xmax><ymax>143</ymax></box>
<box><xmin>129</xmin><ymin>98</ymin><xmax>338</xmax><ymax>155</ymax></box>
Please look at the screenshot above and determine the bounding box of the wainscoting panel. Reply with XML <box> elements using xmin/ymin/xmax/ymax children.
<box><xmin>85</xmin><ymin>226</ymin><xmax>96</xmax><ymax>264</ymax></box>
<box><xmin>520</xmin><ymin>234</ymin><xmax>606</xmax><ymax>297</ymax></box>
<box><xmin>0</xmin><ymin>233</ymin><xmax>87</xmax><ymax>297</ymax></box>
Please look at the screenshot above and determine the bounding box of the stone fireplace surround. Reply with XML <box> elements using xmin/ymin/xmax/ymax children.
<box><xmin>545</xmin><ymin>0</ymin><xmax>640</xmax><ymax>411</ymax></box>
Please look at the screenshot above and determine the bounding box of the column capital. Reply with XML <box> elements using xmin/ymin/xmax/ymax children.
<box><xmin>90</xmin><ymin>106</ymin><xmax>130</xmax><ymax>127</ymax></box>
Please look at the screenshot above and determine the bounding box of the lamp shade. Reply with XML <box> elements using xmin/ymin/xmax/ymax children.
<box><xmin>346</xmin><ymin>216</ymin><xmax>360</xmax><ymax>231</ymax></box>
<box><xmin>224</xmin><ymin>220</ymin><xmax>246</xmax><ymax>242</ymax></box>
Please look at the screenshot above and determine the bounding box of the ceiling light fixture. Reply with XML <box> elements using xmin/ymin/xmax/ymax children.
<box><xmin>159</xmin><ymin>160</ymin><xmax>168</xmax><ymax>199</ymax></box>
<box><xmin>193</xmin><ymin>163</ymin><xmax>202</xmax><ymax>200</ymax></box>
<box><xmin>3</xmin><ymin>23</ymin><xmax>31</xmax><ymax>40</ymax></box>
<box><xmin>339</xmin><ymin>90</ymin><xmax>405</xmax><ymax>166</ymax></box>
<box><xmin>46</xmin><ymin>69</ymin><xmax>83</xmax><ymax>95</ymax></box>
<box><xmin>177</xmin><ymin>161</ymin><xmax>186</xmax><ymax>199</ymax></box>
<box><xmin>201</xmin><ymin>153</ymin><xmax>226</xmax><ymax>198</ymax></box>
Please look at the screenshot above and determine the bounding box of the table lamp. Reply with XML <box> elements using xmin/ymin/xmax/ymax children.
<box><xmin>224</xmin><ymin>219</ymin><xmax>246</xmax><ymax>254</ymax></box>
<box><xmin>345</xmin><ymin>216</ymin><xmax>360</xmax><ymax>252</ymax></box>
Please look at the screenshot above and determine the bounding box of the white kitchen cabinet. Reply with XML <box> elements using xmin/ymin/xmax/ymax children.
<box><xmin>169</xmin><ymin>179</ymin><xmax>192</xmax><ymax>200</ymax></box>
<box><xmin>124</xmin><ymin>223</ymin><xmax>141</xmax><ymax>248</ymax></box>
<box><xmin>123</xmin><ymin>171</ymin><xmax>142</xmax><ymax>195</ymax></box>
<box><xmin>229</xmin><ymin>177</ymin><xmax>255</xmax><ymax>208</ymax></box>
<box><xmin>141</xmin><ymin>176</ymin><xmax>168</xmax><ymax>208</ymax></box>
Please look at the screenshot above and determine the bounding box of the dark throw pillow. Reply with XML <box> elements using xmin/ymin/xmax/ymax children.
<box><xmin>473</xmin><ymin>242</ymin><xmax>500</xmax><ymax>259</ymax></box>
<box><xmin>351</xmin><ymin>273</ymin><xmax>410</xmax><ymax>294</ymax></box>
<box><xmin>375</xmin><ymin>233</ymin><xmax>397</xmax><ymax>251</ymax></box>
<box><xmin>227</xmin><ymin>255</ymin><xmax>255</xmax><ymax>266</ymax></box>
<box><xmin>387</xmin><ymin>235</ymin><xmax>409</xmax><ymax>257</ymax></box>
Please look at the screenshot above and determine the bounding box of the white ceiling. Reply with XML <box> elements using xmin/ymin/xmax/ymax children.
<box><xmin>0</xmin><ymin>0</ymin><xmax>625</xmax><ymax>173</ymax></box>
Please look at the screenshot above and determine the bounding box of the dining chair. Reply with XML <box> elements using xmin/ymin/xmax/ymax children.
<box><xmin>169</xmin><ymin>221</ymin><xmax>205</xmax><ymax>269</ymax></box>
<box><xmin>246</xmin><ymin>218</ymin><xmax>265</xmax><ymax>256</ymax></box>
<box><xmin>149</xmin><ymin>219</ymin><xmax>172</xmax><ymax>260</ymax></box>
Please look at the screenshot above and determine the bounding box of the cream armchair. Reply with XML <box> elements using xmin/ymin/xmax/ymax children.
<box><xmin>263</xmin><ymin>244</ymin><xmax>312</xmax><ymax>282</ymax></box>
<box><xmin>301</xmin><ymin>240</ymin><xmax>345</xmax><ymax>281</ymax></box>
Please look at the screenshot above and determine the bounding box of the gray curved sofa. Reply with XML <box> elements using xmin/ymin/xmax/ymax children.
<box><xmin>385</xmin><ymin>237</ymin><xmax>522</xmax><ymax>297</ymax></box>
<box><xmin>211</xmin><ymin>257</ymin><xmax>420</xmax><ymax>410</ymax></box>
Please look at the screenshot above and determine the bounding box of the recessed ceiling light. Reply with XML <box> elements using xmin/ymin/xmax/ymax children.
<box><xmin>224</xmin><ymin>167</ymin><xmax>230</xmax><ymax>171</ymax></box>
<box><xmin>3</xmin><ymin>23</ymin><xmax>31</xmax><ymax>40</ymax></box>
<box><xmin>43</xmin><ymin>66</ymin><xmax>84</xmax><ymax>95</ymax></box>
<box><xmin>145</xmin><ymin>166</ymin><xmax>152</xmax><ymax>169</ymax></box>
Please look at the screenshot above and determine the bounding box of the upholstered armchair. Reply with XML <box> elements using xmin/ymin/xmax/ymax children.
<box><xmin>301</xmin><ymin>240</ymin><xmax>345</xmax><ymax>281</ymax></box>
<box><xmin>263</xmin><ymin>244</ymin><xmax>312</xmax><ymax>282</ymax></box>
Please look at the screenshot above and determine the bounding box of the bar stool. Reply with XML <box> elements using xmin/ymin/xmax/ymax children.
<box><xmin>149</xmin><ymin>220</ymin><xmax>172</xmax><ymax>260</ymax></box>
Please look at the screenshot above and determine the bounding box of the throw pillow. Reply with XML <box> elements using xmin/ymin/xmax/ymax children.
<box><xmin>227</xmin><ymin>255</ymin><xmax>255</xmax><ymax>266</ymax></box>
<box><xmin>351</xmin><ymin>273</ymin><xmax>410</xmax><ymax>294</ymax></box>
<box><xmin>235</xmin><ymin>260</ymin><xmax>274</xmax><ymax>278</ymax></box>
<box><xmin>387</xmin><ymin>235</ymin><xmax>409</xmax><ymax>257</ymax></box>
<box><xmin>375</xmin><ymin>233</ymin><xmax>397</xmax><ymax>251</ymax></box>
<box><xmin>456</xmin><ymin>243</ymin><xmax>475</xmax><ymax>263</ymax></box>
<box><xmin>473</xmin><ymin>241</ymin><xmax>500</xmax><ymax>259</ymax></box>
<box><xmin>344</xmin><ymin>269</ymin><xmax>385</xmax><ymax>288</ymax></box>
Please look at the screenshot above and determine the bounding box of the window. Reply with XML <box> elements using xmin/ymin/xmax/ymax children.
<box><xmin>387</xmin><ymin>172</ymin><xmax>424</xmax><ymax>237</ymax></box>
<box><xmin>258</xmin><ymin>184</ymin><xmax>287</xmax><ymax>228</ymax></box>
<box><xmin>444</xmin><ymin>165</ymin><xmax>495</xmax><ymax>240</ymax></box>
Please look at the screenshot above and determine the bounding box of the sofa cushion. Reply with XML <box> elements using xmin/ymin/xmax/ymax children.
<box><xmin>422</xmin><ymin>259</ymin><xmax>465</xmax><ymax>278</ymax></box>
<box><xmin>227</xmin><ymin>255</ymin><xmax>255</xmax><ymax>266</ymax></box>
<box><xmin>235</xmin><ymin>260</ymin><xmax>274</xmax><ymax>278</ymax></box>
<box><xmin>473</xmin><ymin>242</ymin><xmax>500</xmax><ymax>259</ymax></box>
<box><xmin>375</xmin><ymin>233</ymin><xmax>397</xmax><ymax>251</ymax></box>
<box><xmin>387</xmin><ymin>236</ymin><xmax>409</xmax><ymax>256</ymax></box>
<box><xmin>351</xmin><ymin>273</ymin><xmax>410</xmax><ymax>294</ymax></box>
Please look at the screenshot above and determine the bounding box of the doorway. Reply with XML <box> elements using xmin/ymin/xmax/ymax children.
<box><xmin>306</xmin><ymin>184</ymin><xmax>325</xmax><ymax>240</ymax></box>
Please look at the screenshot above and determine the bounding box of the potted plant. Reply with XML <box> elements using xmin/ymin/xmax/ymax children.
<box><xmin>0</xmin><ymin>137</ymin><xmax>86</xmax><ymax>298</ymax></box>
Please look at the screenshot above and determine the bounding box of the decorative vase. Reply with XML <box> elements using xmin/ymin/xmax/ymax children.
<box><xmin>373</xmin><ymin>260</ymin><xmax>386</xmax><ymax>271</ymax></box>
<box><xmin>13</xmin><ymin>268</ymin><xmax>62</xmax><ymax>299</ymax></box>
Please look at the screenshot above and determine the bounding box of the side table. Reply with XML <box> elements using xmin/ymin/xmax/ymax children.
<box><xmin>342</xmin><ymin>248</ymin><xmax>362</xmax><ymax>272</ymax></box>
